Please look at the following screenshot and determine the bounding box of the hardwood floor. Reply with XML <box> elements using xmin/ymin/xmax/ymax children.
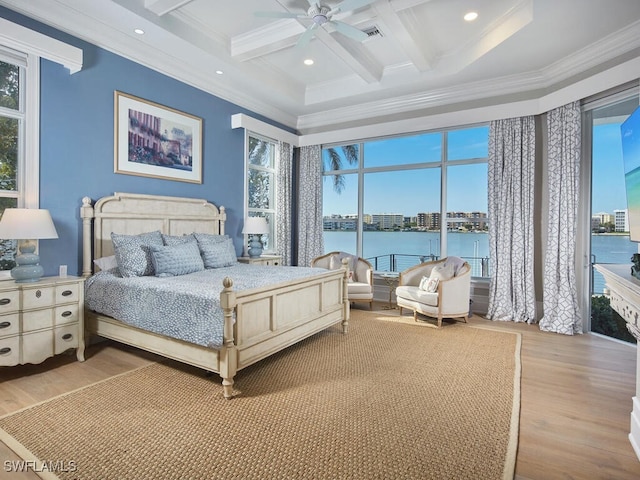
<box><xmin>1</xmin><ymin>307</ymin><xmax>640</xmax><ymax>479</ymax></box>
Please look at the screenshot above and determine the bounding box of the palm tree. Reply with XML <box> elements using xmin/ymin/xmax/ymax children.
<box><xmin>323</xmin><ymin>145</ymin><xmax>358</xmax><ymax>193</ymax></box>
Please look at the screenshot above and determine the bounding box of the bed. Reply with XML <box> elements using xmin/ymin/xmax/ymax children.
<box><xmin>81</xmin><ymin>192</ymin><xmax>349</xmax><ymax>398</ymax></box>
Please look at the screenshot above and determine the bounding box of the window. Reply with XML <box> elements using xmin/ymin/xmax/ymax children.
<box><xmin>246</xmin><ymin>132</ymin><xmax>278</xmax><ymax>254</ymax></box>
<box><xmin>0</xmin><ymin>49</ymin><xmax>27</xmax><ymax>274</ymax></box>
<box><xmin>322</xmin><ymin>126</ymin><xmax>489</xmax><ymax>276</ymax></box>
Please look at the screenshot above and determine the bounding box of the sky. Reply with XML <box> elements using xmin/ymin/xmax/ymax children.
<box><xmin>322</xmin><ymin>117</ymin><xmax>636</xmax><ymax>218</ymax></box>
<box><xmin>593</xmin><ymin>122</ymin><xmax>631</xmax><ymax>214</ymax></box>
<box><xmin>322</xmin><ymin>127</ymin><xmax>489</xmax><ymax>217</ymax></box>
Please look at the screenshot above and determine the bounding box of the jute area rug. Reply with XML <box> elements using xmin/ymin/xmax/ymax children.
<box><xmin>0</xmin><ymin>310</ymin><xmax>521</xmax><ymax>480</ymax></box>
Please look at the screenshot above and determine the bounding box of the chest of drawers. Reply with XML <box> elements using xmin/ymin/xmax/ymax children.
<box><xmin>0</xmin><ymin>276</ymin><xmax>85</xmax><ymax>366</ymax></box>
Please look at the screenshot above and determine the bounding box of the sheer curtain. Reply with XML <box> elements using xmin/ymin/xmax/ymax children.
<box><xmin>539</xmin><ymin>101</ymin><xmax>582</xmax><ymax>334</ymax></box>
<box><xmin>486</xmin><ymin>116</ymin><xmax>537</xmax><ymax>323</ymax></box>
<box><xmin>297</xmin><ymin>145</ymin><xmax>324</xmax><ymax>267</ymax></box>
<box><xmin>276</xmin><ymin>141</ymin><xmax>293</xmax><ymax>265</ymax></box>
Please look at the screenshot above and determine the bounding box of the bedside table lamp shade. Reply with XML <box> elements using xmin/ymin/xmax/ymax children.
<box><xmin>242</xmin><ymin>216</ymin><xmax>269</xmax><ymax>258</ymax></box>
<box><xmin>0</xmin><ymin>208</ymin><xmax>59</xmax><ymax>283</ymax></box>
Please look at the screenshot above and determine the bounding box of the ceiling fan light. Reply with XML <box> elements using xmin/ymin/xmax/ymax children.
<box><xmin>313</xmin><ymin>14</ymin><xmax>328</xmax><ymax>25</ymax></box>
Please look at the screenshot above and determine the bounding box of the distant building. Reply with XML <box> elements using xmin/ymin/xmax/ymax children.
<box><xmin>614</xmin><ymin>209</ymin><xmax>629</xmax><ymax>232</ymax></box>
<box><xmin>592</xmin><ymin>212</ymin><xmax>615</xmax><ymax>231</ymax></box>
<box><xmin>371</xmin><ymin>214</ymin><xmax>404</xmax><ymax>230</ymax></box>
<box><xmin>417</xmin><ymin>212</ymin><xmax>440</xmax><ymax>230</ymax></box>
<box><xmin>323</xmin><ymin>214</ymin><xmax>357</xmax><ymax>231</ymax></box>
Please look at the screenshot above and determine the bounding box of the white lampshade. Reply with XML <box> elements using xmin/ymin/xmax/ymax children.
<box><xmin>242</xmin><ymin>216</ymin><xmax>269</xmax><ymax>235</ymax></box>
<box><xmin>0</xmin><ymin>208</ymin><xmax>58</xmax><ymax>283</ymax></box>
<box><xmin>0</xmin><ymin>208</ymin><xmax>59</xmax><ymax>240</ymax></box>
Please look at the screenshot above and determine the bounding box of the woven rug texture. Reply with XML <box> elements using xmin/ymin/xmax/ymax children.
<box><xmin>0</xmin><ymin>310</ymin><xmax>520</xmax><ymax>480</ymax></box>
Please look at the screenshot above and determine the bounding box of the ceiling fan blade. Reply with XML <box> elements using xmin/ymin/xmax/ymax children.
<box><xmin>330</xmin><ymin>20</ymin><xmax>369</xmax><ymax>42</ymax></box>
<box><xmin>255</xmin><ymin>11</ymin><xmax>305</xmax><ymax>19</ymax></box>
<box><xmin>329</xmin><ymin>0</ymin><xmax>377</xmax><ymax>16</ymax></box>
<box><xmin>296</xmin><ymin>23</ymin><xmax>319</xmax><ymax>49</ymax></box>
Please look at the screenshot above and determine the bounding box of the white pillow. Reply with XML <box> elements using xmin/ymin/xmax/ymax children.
<box><xmin>93</xmin><ymin>255</ymin><xmax>118</xmax><ymax>271</ymax></box>
<box><xmin>419</xmin><ymin>275</ymin><xmax>439</xmax><ymax>292</ymax></box>
<box><xmin>329</xmin><ymin>253</ymin><xmax>358</xmax><ymax>282</ymax></box>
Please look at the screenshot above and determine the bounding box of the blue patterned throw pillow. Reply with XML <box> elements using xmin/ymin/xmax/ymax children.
<box><xmin>198</xmin><ymin>236</ymin><xmax>238</xmax><ymax>268</ymax></box>
<box><xmin>162</xmin><ymin>233</ymin><xmax>197</xmax><ymax>246</ymax></box>
<box><xmin>150</xmin><ymin>242</ymin><xmax>205</xmax><ymax>277</ymax></box>
<box><xmin>111</xmin><ymin>230</ymin><xmax>164</xmax><ymax>277</ymax></box>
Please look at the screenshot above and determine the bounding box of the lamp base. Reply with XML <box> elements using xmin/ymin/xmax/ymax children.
<box><xmin>247</xmin><ymin>235</ymin><xmax>264</xmax><ymax>258</ymax></box>
<box><xmin>12</xmin><ymin>247</ymin><xmax>44</xmax><ymax>283</ymax></box>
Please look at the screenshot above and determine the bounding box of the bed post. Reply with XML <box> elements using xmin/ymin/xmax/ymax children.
<box><xmin>341</xmin><ymin>258</ymin><xmax>350</xmax><ymax>334</ymax></box>
<box><xmin>219</xmin><ymin>277</ymin><xmax>238</xmax><ymax>399</ymax></box>
<box><xmin>81</xmin><ymin>197</ymin><xmax>94</xmax><ymax>277</ymax></box>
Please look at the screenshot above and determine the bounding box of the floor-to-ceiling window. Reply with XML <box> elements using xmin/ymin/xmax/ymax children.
<box><xmin>586</xmin><ymin>88</ymin><xmax>639</xmax><ymax>342</ymax></box>
<box><xmin>321</xmin><ymin>125</ymin><xmax>489</xmax><ymax>276</ymax></box>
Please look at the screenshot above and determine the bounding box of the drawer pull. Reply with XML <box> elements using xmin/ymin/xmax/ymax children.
<box><xmin>61</xmin><ymin>311</ymin><xmax>73</xmax><ymax>317</ymax></box>
<box><xmin>36</xmin><ymin>290</ymin><xmax>41</xmax><ymax>298</ymax></box>
<box><xmin>0</xmin><ymin>298</ymin><xmax>11</xmax><ymax>305</ymax></box>
<box><xmin>62</xmin><ymin>333</ymin><xmax>73</xmax><ymax>340</ymax></box>
<box><xmin>62</xmin><ymin>290</ymin><xmax>73</xmax><ymax>297</ymax></box>
<box><xmin>0</xmin><ymin>321</ymin><xmax>11</xmax><ymax>329</ymax></box>
<box><xmin>0</xmin><ymin>347</ymin><xmax>11</xmax><ymax>355</ymax></box>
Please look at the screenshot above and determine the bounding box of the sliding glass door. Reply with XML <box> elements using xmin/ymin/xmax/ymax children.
<box><xmin>587</xmin><ymin>91</ymin><xmax>639</xmax><ymax>342</ymax></box>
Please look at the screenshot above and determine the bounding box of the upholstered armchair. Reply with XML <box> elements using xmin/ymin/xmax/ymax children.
<box><xmin>395</xmin><ymin>256</ymin><xmax>471</xmax><ymax>327</ymax></box>
<box><xmin>311</xmin><ymin>251</ymin><xmax>374</xmax><ymax>309</ymax></box>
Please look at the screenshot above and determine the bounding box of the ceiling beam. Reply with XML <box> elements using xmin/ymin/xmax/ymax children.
<box><xmin>373</xmin><ymin>0</ymin><xmax>434</xmax><ymax>72</ymax></box>
<box><xmin>144</xmin><ymin>0</ymin><xmax>194</xmax><ymax>16</ymax></box>
<box><xmin>313</xmin><ymin>27</ymin><xmax>383</xmax><ymax>84</ymax></box>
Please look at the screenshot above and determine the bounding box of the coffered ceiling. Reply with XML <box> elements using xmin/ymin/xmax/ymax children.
<box><xmin>1</xmin><ymin>0</ymin><xmax>640</xmax><ymax>135</ymax></box>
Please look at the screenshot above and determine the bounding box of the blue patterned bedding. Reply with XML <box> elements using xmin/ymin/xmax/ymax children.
<box><xmin>85</xmin><ymin>264</ymin><xmax>329</xmax><ymax>349</ymax></box>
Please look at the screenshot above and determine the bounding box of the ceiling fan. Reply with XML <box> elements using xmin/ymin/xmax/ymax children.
<box><xmin>255</xmin><ymin>0</ymin><xmax>378</xmax><ymax>48</ymax></box>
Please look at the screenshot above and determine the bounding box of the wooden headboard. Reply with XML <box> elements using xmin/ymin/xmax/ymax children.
<box><xmin>81</xmin><ymin>192</ymin><xmax>226</xmax><ymax>276</ymax></box>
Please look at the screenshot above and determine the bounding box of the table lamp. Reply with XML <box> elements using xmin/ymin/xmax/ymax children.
<box><xmin>242</xmin><ymin>216</ymin><xmax>269</xmax><ymax>258</ymax></box>
<box><xmin>0</xmin><ymin>208</ymin><xmax>59</xmax><ymax>283</ymax></box>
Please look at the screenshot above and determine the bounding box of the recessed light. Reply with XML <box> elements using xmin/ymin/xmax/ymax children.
<box><xmin>134</xmin><ymin>28</ymin><xmax>145</xmax><ymax>35</ymax></box>
<box><xmin>463</xmin><ymin>12</ymin><xmax>478</xmax><ymax>22</ymax></box>
<box><xmin>215</xmin><ymin>70</ymin><xmax>224</xmax><ymax>75</ymax></box>
<box><xmin>304</xmin><ymin>59</ymin><xmax>314</xmax><ymax>66</ymax></box>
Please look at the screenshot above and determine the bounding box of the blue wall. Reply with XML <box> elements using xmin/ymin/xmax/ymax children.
<box><xmin>0</xmin><ymin>6</ymin><xmax>292</xmax><ymax>276</ymax></box>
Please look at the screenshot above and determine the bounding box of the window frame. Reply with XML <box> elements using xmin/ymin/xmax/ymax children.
<box><xmin>244</xmin><ymin>130</ymin><xmax>279</xmax><ymax>255</ymax></box>
<box><xmin>0</xmin><ymin>46</ymin><xmax>40</xmax><ymax>279</ymax></box>
<box><xmin>321</xmin><ymin>123</ymin><xmax>489</xmax><ymax>275</ymax></box>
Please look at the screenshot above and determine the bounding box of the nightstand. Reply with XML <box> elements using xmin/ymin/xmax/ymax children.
<box><xmin>237</xmin><ymin>255</ymin><xmax>282</xmax><ymax>266</ymax></box>
<box><xmin>0</xmin><ymin>275</ymin><xmax>85</xmax><ymax>367</ymax></box>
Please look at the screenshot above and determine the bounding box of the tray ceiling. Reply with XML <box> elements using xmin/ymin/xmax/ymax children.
<box><xmin>1</xmin><ymin>0</ymin><xmax>640</xmax><ymax>134</ymax></box>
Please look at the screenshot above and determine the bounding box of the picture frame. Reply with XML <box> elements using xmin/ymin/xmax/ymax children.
<box><xmin>114</xmin><ymin>91</ymin><xmax>202</xmax><ymax>183</ymax></box>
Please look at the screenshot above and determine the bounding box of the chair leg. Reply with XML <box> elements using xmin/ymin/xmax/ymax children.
<box><xmin>370</xmin><ymin>301</ymin><xmax>373</xmax><ymax>310</ymax></box>
<box><xmin>413</xmin><ymin>310</ymin><xmax>417</xmax><ymax>321</ymax></box>
<box><xmin>437</xmin><ymin>315</ymin><xmax>442</xmax><ymax>328</ymax></box>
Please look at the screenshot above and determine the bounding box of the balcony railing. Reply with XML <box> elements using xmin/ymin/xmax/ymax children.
<box><xmin>367</xmin><ymin>253</ymin><xmax>490</xmax><ymax>278</ymax></box>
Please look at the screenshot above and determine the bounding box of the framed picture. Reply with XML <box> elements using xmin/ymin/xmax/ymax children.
<box><xmin>114</xmin><ymin>91</ymin><xmax>202</xmax><ymax>183</ymax></box>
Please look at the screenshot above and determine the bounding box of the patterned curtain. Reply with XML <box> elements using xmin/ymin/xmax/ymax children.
<box><xmin>539</xmin><ymin>101</ymin><xmax>582</xmax><ymax>335</ymax></box>
<box><xmin>276</xmin><ymin>141</ymin><xmax>293</xmax><ymax>265</ymax></box>
<box><xmin>297</xmin><ymin>145</ymin><xmax>324</xmax><ymax>267</ymax></box>
<box><xmin>486</xmin><ymin>116</ymin><xmax>537</xmax><ymax>323</ymax></box>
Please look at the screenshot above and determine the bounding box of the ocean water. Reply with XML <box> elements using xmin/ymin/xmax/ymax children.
<box><xmin>323</xmin><ymin>230</ymin><xmax>637</xmax><ymax>293</ymax></box>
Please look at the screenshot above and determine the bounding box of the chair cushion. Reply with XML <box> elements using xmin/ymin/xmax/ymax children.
<box><xmin>348</xmin><ymin>281</ymin><xmax>372</xmax><ymax>295</ymax></box>
<box><xmin>395</xmin><ymin>285</ymin><xmax>438</xmax><ymax>307</ymax></box>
